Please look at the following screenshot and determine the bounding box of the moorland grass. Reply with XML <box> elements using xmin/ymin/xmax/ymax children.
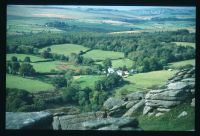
<box><xmin>136</xmin><ymin>102</ymin><xmax>195</xmax><ymax>131</ymax></box>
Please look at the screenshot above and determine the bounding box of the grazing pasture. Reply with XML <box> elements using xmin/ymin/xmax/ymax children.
<box><xmin>73</xmin><ymin>75</ymin><xmax>105</xmax><ymax>89</ymax></box>
<box><xmin>168</xmin><ymin>59</ymin><xmax>195</xmax><ymax>69</ymax></box>
<box><xmin>6</xmin><ymin>74</ymin><xmax>54</xmax><ymax>92</ymax></box>
<box><xmin>83</xmin><ymin>50</ymin><xmax>124</xmax><ymax>60</ymax></box>
<box><xmin>114</xmin><ymin>70</ymin><xmax>177</xmax><ymax>97</ymax></box>
<box><xmin>172</xmin><ymin>42</ymin><xmax>195</xmax><ymax>48</ymax></box>
<box><xmin>6</xmin><ymin>53</ymin><xmax>49</xmax><ymax>62</ymax></box>
<box><xmin>32</xmin><ymin>61</ymin><xmax>89</xmax><ymax>73</ymax></box>
<box><xmin>96</xmin><ymin>58</ymin><xmax>133</xmax><ymax>69</ymax></box>
<box><xmin>40</xmin><ymin>44</ymin><xmax>90</xmax><ymax>56</ymax></box>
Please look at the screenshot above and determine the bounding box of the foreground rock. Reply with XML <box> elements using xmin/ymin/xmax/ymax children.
<box><xmin>103</xmin><ymin>92</ymin><xmax>146</xmax><ymax>118</ymax></box>
<box><xmin>82</xmin><ymin>117</ymin><xmax>143</xmax><ymax>131</ymax></box>
<box><xmin>6</xmin><ymin>111</ymin><xmax>53</xmax><ymax>129</ymax></box>
<box><xmin>52</xmin><ymin>111</ymin><xmax>105</xmax><ymax>130</ymax></box>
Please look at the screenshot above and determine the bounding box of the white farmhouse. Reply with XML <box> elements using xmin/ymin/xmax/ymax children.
<box><xmin>108</xmin><ymin>67</ymin><xmax>115</xmax><ymax>74</ymax></box>
<box><xmin>116</xmin><ymin>70</ymin><xmax>123</xmax><ymax>76</ymax></box>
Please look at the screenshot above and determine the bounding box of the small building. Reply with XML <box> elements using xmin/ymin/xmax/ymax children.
<box><xmin>130</xmin><ymin>69</ymin><xmax>137</xmax><ymax>74</ymax></box>
<box><xmin>116</xmin><ymin>70</ymin><xmax>123</xmax><ymax>76</ymax></box>
<box><xmin>108</xmin><ymin>67</ymin><xmax>115</xmax><ymax>74</ymax></box>
<box><xmin>168</xmin><ymin>69</ymin><xmax>173</xmax><ymax>71</ymax></box>
<box><xmin>124</xmin><ymin>71</ymin><xmax>129</xmax><ymax>75</ymax></box>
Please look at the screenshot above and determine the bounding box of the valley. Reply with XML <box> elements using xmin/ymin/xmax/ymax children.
<box><xmin>6</xmin><ymin>5</ymin><xmax>196</xmax><ymax>131</ymax></box>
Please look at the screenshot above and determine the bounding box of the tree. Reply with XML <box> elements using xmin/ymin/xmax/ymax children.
<box><xmin>62</xmin><ymin>85</ymin><xmax>79</xmax><ymax>103</ymax></box>
<box><xmin>41</xmin><ymin>50</ymin><xmax>50</xmax><ymax>58</ymax></box>
<box><xmin>95</xmin><ymin>80</ymin><xmax>102</xmax><ymax>91</ymax></box>
<box><xmin>103</xmin><ymin>58</ymin><xmax>112</xmax><ymax>73</ymax></box>
<box><xmin>11</xmin><ymin>56</ymin><xmax>18</xmax><ymax>62</ymax></box>
<box><xmin>19</xmin><ymin>63</ymin><xmax>35</xmax><ymax>76</ymax></box>
<box><xmin>47</xmin><ymin>47</ymin><xmax>51</xmax><ymax>52</ymax></box>
<box><xmin>24</xmin><ymin>57</ymin><xmax>31</xmax><ymax>62</ymax></box>
<box><xmin>124</xmin><ymin>51</ymin><xmax>128</xmax><ymax>58</ymax></box>
<box><xmin>51</xmin><ymin>76</ymin><xmax>67</xmax><ymax>88</ymax></box>
<box><xmin>11</xmin><ymin>61</ymin><xmax>20</xmax><ymax>74</ymax></box>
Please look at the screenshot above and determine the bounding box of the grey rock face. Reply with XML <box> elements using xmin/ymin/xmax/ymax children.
<box><xmin>125</xmin><ymin>92</ymin><xmax>145</xmax><ymax>101</ymax></box>
<box><xmin>190</xmin><ymin>89</ymin><xmax>195</xmax><ymax>95</ymax></box>
<box><xmin>145</xmin><ymin>89</ymin><xmax>188</xmax><ymax>101</ymax></box>
<box><xmin>191</xmin><ymin>98</ymin><xmax>195</xmax><ymax>107</ymax></box>
<box><xmin>167</xmin><ymin>82</ymin><xmax>189</xmax><ymax>90</ymax></box>
<box><xmin>145</xmin><ymin>99</ymin><xmax>181</xmax><ymax>108</ymax></box>
<box><xmin>157</xmin><ymin>108</ymin><xmax>171</xmax><ymax>112</ymax></box>
<box><xmin>126</xmin><ymin>101</ymin><xmax>140</xmax><ymax>109</ymax></box>
<box><xmin>155</xmin><ymin>112</ymin><xmax>164</xmax><ymax>117</ymax></box>
<box><xmin>123</xmin><ymin>100</ymin><xmax>145</xmax><ymax>117</ymax></box>
<box><xmin>181</xmin><ymin>78</ymin><xmax>195</xmax><ymax>82</ymax></box>
<box><xmin>6</xmin><ymin>111</ymin><xmax>53</xmax><ymax>129</ymax></box>
<box><xmin>178</xmin><ymin>111</ymin><xmax>188</xmax><ymax>118</ymax></box>
<box><xmin>52</xmin><ymin>111</ymin><xmax>104</xmax><ymax>130</ymax></box>
<box><xmin>103</xmin><ymin>97</ymin><xmax>125</xmax><ymax>110</ymax></box>
<box><xmin>143</xmin><ymin>106</ymin><xmax>153</xmax><ymax>115</ymax></box>
<box><xmin>82</xmin><ymin>117</ymin><xmax>142</xmax><ymax>131</ymax></box>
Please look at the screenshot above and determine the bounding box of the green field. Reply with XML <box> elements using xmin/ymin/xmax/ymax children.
<box><xmin>114</xmin><ymin>70</ymin><xmax>177</xmax><ymax>97</ymax></box>
<box><xmin>6</xmin><ymin>74</ymin><xmax>54</xmax><ymax>92</ymax></box>
<box><xmin>73</xmin><ymin>75</ymin><xmax>105</xmax><ymax>89</ymax></box>
<box><xmin>168</xmin><ymin>59</ymin><xmax>195</xmax><ymax>69</ymax></box>
<box><xmin>32</xmin><ymin>61</ymin><xmax>89</xmax><ymax>73</ymax></box>
<box><xmin>96</xmin><ymin>58</ymin><xmax>133</xmax><ymax>69</ymax></box>
<box><xmin>172</xmin><ymin>42</ymin><xmax>195</xmax><ymax>48</ymax></box>
<box><xmin>40</xmin><ymin>44</ymin><xmax>90</xmax><ymax>56</ymax></box>
<box><xmin>6</xmin><ymin>53</ymin><xmax>49</xmax><ymax>62</ymax></box>
<box><xmin>83</xmin><ymin>50</ymin><xmax>124</xmax><ymax>60</ymax></box>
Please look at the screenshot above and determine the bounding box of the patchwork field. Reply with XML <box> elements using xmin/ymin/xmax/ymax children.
<box><xmin>168</xmin><ymin>59</ymin><xmax>195</xmax><ymax>69</ymax></box>
<box><xmin>83</xmin><ymin>50</ymin><xmax>124</xmax><ymax>60</ymax></box>
<box><xmin>32</xmin><ymin>61</ymin><xmax>89</xmax><ymax>73</ymax></box>
<box><xmin>172</xmin><ymin>42</ymin><xmax>195</xmax><ymax>48</ymax></box>
<box><xmin>6</xmin><ymin>74</ymin><xmax>54</xmax><ymax>92</ymax></box>
<box><xmin>114</xmin><ymin>70</ymin><xmax>177</xmax><ymax>97</ymax></box>
<box><xmin>6</xmin><ymin>53</ymin><xmax>49</xmax><ymax>62</ymax></box>
<box><xmin>96</xmin><ymin>58</ymin><xmax>133</xmax><ymax>69</ymax></box>
<box><xmin>73</xmin><ymin>75</ymin><xmax>105</xmax><ymax>89</ymax></box>
<box><xmin>40</xmin><ymin>44</ymin><xmax>90</xmax><ymax>56</ymax></box>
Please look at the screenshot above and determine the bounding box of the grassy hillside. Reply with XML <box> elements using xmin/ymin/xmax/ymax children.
<box><xmin>172</xmin><ymin>42</ymin><xmax>195</xmax><ymax>48</ymax></box>
<box><xmin>168</xmin><ymin>59</ymin><xmax>195</xmax><ymax>69</ymax></box>
<box><xmin>6</xmin><ymin>74</ymin><xmax>54</xmax><ymax>92</ymax></box>
<box><xmin>83</xmin><ymin>50</ymin><xmax>124</xmax><ymax>60</ymax></box>
<box><xmin>40</xmin><ymin>44</ymin><xmax>89</xmax><ymax>56</ymax></box>
<box><xmin>137</xmin><ymin>102</ymin><xmax>195</xmax><ymax>131</ymax></box>
<box><xmin>73</xmin><ymin>75</ymin><xmax>105</xmax><ymax>89</ymax></box>
<box><xmin>114</xmin><ymin>70</ymin><xmax>177</xmax><ymax>97</ymax></box>
<box><xmin>6</xmin><ymin>53</ymin><xmax>49</xmax><ymax>62</ymax></box>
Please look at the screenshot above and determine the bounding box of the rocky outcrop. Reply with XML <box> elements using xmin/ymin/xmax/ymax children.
<box><xmin>143</xmin><ymin>67</ymin><xmax>195</xmax><ymax>116</ymax></box>
<box><xmin>52</xmin><ymin>111</ymin><xmax>105</xmax><ymax>130</ymax></box>
<box><xmin>103</xmin><ymin>92</ymin><xmax>145</xmax><ymax>117</ymax></box>
<box><xmin>6</xmin><ymin>111</ymin><xmax>53</xmax><ymax>129</ymax></box>
<box><xmin>82</xmin><ymin>117</ymin><xmax>143</xmax><ymax>131</ymax></box>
